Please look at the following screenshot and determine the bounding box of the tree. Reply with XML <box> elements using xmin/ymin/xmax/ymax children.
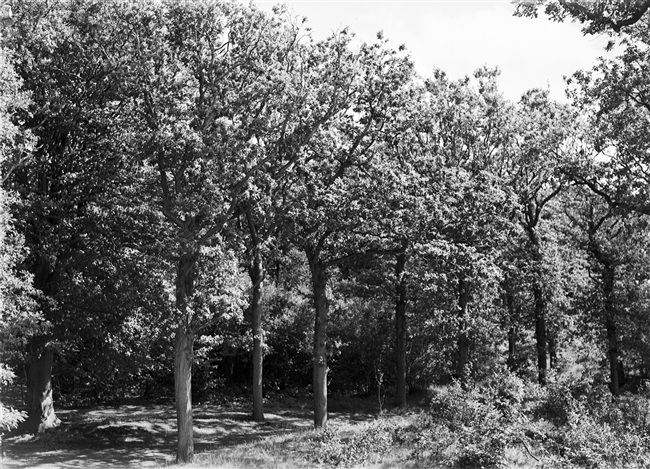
<box><xmin>281</xmin><ymin>33</ymin><xmax>415</xmax><ymax>426</ymax></box>
<box><xmin>563</xmin><ymin>22</ymin><xmax>650</xmax><ymax>217</ymax></box>
<box><xmin>515</xmin><ymin>0</ymin><xmax>650</xmax><ymax>34</ymax></box>
<box><xmin>233</xmin><ymin>21</ymin><xmax>382</xmax><ymax>422</ymax></box>
<box><xmin>418</xmin><ymin>68</ymin><xmax>517</xmax><ymax>382</ymax></box>
<box><xmin>565</xmin><ymin>187</ymin><xmax>650</xmax><ymax>395</ymax></box>
<box><xmin>121</xmin><ymin>0</ymin><xmax>367</xmax><ymax>459</ymax></box>
<box><xmin>500</xmin><ymin>88</ymin><xmax>578</xmax><ymax>384</ymax></box>
<box><xmin>4</xmin><ymin>0</ymin><xmax>177</xmax><ymax>434</ymax></box>
<box><xmin>0</xmin><ymin>18</ymin><xmax>43</xmax><ymax>436</ymax></box>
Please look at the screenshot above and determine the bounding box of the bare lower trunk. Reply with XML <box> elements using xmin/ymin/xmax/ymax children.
<box><xmin>307</xmin><ymin>251</ymin><xmax>328</xmax><ymax>428</ymax></box>
<box><xmin>606</xmin><ymin>317</ymin><xmax>619</xmax><ymax>396</ymax></box>
<box><xmin>174</xmin><ymin>324</ymin><xmax>194</xmax><ymax>463</ymax></box>
<box><xmin>526</xmin><ymin>221</ymin><xmax>547</xmax><ymax>386</ymax></box>
<box><xmin>534</xmin><ymin>284</ymin><xmax>547</xmax><ymax>386</ymax></box>
<box><xmin>507</xmin><ymin>326</ymin><xmax>517</xmax><ymax>371</ymax></box>
<box><xmin>548</xmin><ymin>335</ymin><xmax>557</xmax><ymax>370</ymax></box>
<box><xmin>23</xmin><ymin>256</ymin><xmax>61</xmax><ymax>434</ymax></box>
<box><xmin>23</xmin><ymin>346</ymin><xmax>61</xmax><ymax>433</ymax></box>
<box><xmin>603</xmin><ymin>265</ymin><xmax>619</xmax><ymax>395</ymax></box>
<box><xmin>249</xmin><ymin>251</ymin><xmax>265</xmax><ymax>422</ymax></box>
<box><xmin>395</xmin><ymin>246</ymin><xmax>407</xmax><ymax>408</ymax></box>
<box><xmin>457</xmin><ymin>278</ymin><xmax>470</xmax><ymax>381</ymax></box>
<box><xmin>174</xmin><ymin>251</ymin><xmax>197</xmax><ymax>463</ymax></box>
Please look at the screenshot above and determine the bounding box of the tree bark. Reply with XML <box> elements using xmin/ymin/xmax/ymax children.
<box><xmin>22</xmin><ymin>256</ymin><xmax>61</xmax><ymax>434</ymax></box>
<box><xmin>307</xmin><ymin>249</ymin><xmax>328</xmax><ymax>428</ymax></box>
<box><xmin>602</xmin><ymin>264</ymin><xmax>620</xmax><ymax>395</ymax></box>
<box><xmin>533</xmin><ymin>281</ymin><xmax>547</xmax><ymax>386</ymax></box>
<box><xmin>457</xmin><ymin>278</ymin><xmax>470</xmax><ymax>381</ymax></box>
<box><xmin>174</xmin><ymin>251</ymin><xmax>197</xmax><ymax>463</ymax></box>
<box><xmin>249</xmin><ymin>250</ymin><xmax>265</xmax><ymax>422</ymax></box>
<box><xmin>527</xmin><ymin>225</ymin><xmax>547</xmax><ymax>386</ymax></box>
<box><xmin>507</xmin><ymin>326</ymin><xmax>517</xmax><ymax>371</ymax></box>
<box><xmin>23</xmin><ymin>346</ymin><xmax>60</xmax><ymax>433</ymax></box>
<box><xmin>548</xmin><ymin>335</ymin><xmax>557</xmax><ymax>370</ymax></box>
<box><xmin>395</xmin><ymin>246</ymin><xmax>408</xmax><ymax>408</ymax></box>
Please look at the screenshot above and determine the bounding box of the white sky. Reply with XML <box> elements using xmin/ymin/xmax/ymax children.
<box><xmin>253</xmin><ymin>0</ymin><xmax>613</xmax><ymax>102</ymax></box>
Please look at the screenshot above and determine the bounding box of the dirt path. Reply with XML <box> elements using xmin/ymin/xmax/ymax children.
<box><xmin>0</xmin><ymin>397</ymin><xmax>376</xmax><ymax>468</ymax></box>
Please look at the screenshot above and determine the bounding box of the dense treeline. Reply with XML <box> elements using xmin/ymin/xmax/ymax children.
<box><xmin>1</xmin><ymin>0</ymin><xmax>650</xmax><ymax>464</ymax></box>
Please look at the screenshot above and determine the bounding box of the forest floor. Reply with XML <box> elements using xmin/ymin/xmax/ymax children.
<box><xmin>0</xmin><ymin>393</ymin><xmax>390</xmax><ymax>469</ymax></box>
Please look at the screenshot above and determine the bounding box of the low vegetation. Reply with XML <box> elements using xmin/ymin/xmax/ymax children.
<box><xmin>183</xmin><ymin>373</ymin><xmax>650</xmax><ymax>469</ymax></box>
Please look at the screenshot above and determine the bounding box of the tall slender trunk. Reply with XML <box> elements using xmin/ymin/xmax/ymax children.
<box><xmin>548</xmin><ymin>335</ymin><xmax>557</xmax><ymax>370</ymax></box>
<box><xmin>533</xmin><ymin>281</ymin><xmax>547</xmax><ymax>385</ymax></box>
<box><xmin>395</xmin><ymin>245</ymin><xmax>408</xmax><ymax>408</ymax></box>
<box><xmin>602</xmin><ymin>264</ymin><xmax>619</xmax><ymax>395</ymax></box>
<box><xmin>505</xmin><ymin>287</ymin><xmax>517</xmax><ymax>371</ymax></box>
<box><xmin>23</xmin><ymin>345</ymin><xmax>60</xmax><ymax>433</ymax></box>
<box><xmin>249</xmin><ymin>250</ymin><xmax>265</xmax><ymax>422</ymax></box>
<box><xmin>527</xmin><ymin>225</ymin><xmax>547</xmax><ymax>386</ymax></box>
<box><xmin>457</xmin><ymin>278</ymin><xmax>470</xmax><ymax>381</ymax></box>
<box><xmin>307</xmin><ymin>249</ymin><xmax>328</xmax><ymax>428</ymax></box>
<box><xmin>174</xmin><ymin>251</ymin><xmax>197</xmax><ymax>463</ymax></box>
<box><xmin>508</xmin><ymin>326</ymin><xmax>517</xmax><ymax>371</ymax></box>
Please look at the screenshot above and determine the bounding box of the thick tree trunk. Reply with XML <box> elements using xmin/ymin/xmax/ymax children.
<box><xmin>395</xmin><ymin>247</ymin><xmax>408</xmax><ymax>408</ymax></box>
<box><xmin>23</xmin><ymin>346</ymin><xmax>60</xmax><ymax>433</ymax></box>
<box><xmin>23</xmin><ymin>256</ymin><xmax>61</xmax><ymax>434</ymax></box>
<box><xmin>174</xmin><ymin>251</ymin><xmax>197</xmax><ymax>463</ymax></box>
<box><xmin>174</xmin><ymin>323</ymin><xmax>194</xmax><ymax>463</ymax></box>
<box><xmin>307</xmin><ymin>250</ymin><xmax>328</xmax><ymax>428</ymax></box>
<box><xmin>457</xmin><ymin>278</ymin><xmax>470</xmax><ymax>381</ymax></box>
<box><xmin>249</xmin><ymin>251</ymin><xmax>265</xmax><ymax>422</ymax></box>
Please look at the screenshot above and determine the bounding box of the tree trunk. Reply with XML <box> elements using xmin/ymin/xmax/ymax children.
<box><xmin>522</xmin><ymin>207</ymin><xmax>553</xmax><ymax>387</ymax></box>
<box><xmin>507</xmin><ymin>326</ymin><xmax>517</xmax><ymax>371</ymax></box>
<box><xmin>602</xmin><ymin>265</ymin><xmax>620</xmax><ymax>395</ymax></box>
<box><xmin>533</xmin><ymin>282</ymin><xmax>547</xmax><ymax>386</ymax></box>
<box><xmin>22</xmin><ymin>256</ymin><xmax>61</xmax><ymax>434</ymax></box>
<box><xmin>606</xmin><ymin>317</ymin><xmax>619</xmax><ymax>396</ymax></box>
<box><xmin>174</xmin><ymin>251</ymin><xmax>197</xmax><ymax>463</ymax></box>
<box><xmin>527</xmin><ymin>226</ymin><xmax>547</xmax><ymax>386</ymax></box>
<box><xmin>548</xmin><ymin>335</ymin><xmax>557</xmax><ymax>370</ymax></box>
<box><xmin>307</xmin><ymin>250</ymin><xmax>328</xmax><ymax>428</ymax></box>
<box><xmin>23</xmin><ymin>346</ymin><xmax>60</xmax><ymax>433</ymax></box>
<box><xmin>249</xmin><ymin>251</ymin><xmax>265</xmax><ymax>422</ymax></box>
<box><xmin>174</xmin><ymin>323</ymin><xmax>194</xmax><ymax>463</ymax></box>
<box><xmin>457</xmin><ymin>278</ymin><xmax>470</xmax><ymax>381</ymax></box>
<box><xmin>395</xmin><ymin>246</ymin><xmax>408</xmax><ymax>408</ymax></box>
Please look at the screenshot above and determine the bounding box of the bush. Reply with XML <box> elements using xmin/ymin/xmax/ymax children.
<box><xmin>412</xmin><ymin>377</ymin><xmax>523</xmax><ymax>468</ymax></box>
<box><xmin>312</xmin><ymin>420</ymin><xmax>396</xmax><ymax>468</ymax></box>
<box><xmin>0</xmin><ymin>364</ymin><xmax>26</xmax><ymax>433</ymax></box>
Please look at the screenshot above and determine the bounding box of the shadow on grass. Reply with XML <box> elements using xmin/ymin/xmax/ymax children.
<box><xmin>0</xmin><ymin>396</ymin><xmax>379</xmax><ymax>468</ymax></box>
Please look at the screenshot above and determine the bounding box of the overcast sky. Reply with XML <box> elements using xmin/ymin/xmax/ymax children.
<box><xmin>253</xmin><ymin>0</ymin><xmax>612</xmax><ymax>102</ymax></box>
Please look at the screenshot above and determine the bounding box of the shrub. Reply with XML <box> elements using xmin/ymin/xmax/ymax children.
<box><xmin>312</xmin><ymin>420</ymin><xmax>396</xmax><ymax>468</ymax></box>
<box><xmin>0</xmin><ymin>364</ymin><xmax>26</xmax><ymax>433</ymax></box>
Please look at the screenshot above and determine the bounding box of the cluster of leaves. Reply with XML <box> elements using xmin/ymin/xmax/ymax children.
<box><xmin>0</xmin><ymin>364</ymin><xmax>26</xmax><ymax>432</ymax></box>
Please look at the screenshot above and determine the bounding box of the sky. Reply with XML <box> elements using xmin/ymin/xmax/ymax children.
<box><xmin>252</xmin><ymin>0</ymin><xmax>613</xmax><ymax>102</ymax></box>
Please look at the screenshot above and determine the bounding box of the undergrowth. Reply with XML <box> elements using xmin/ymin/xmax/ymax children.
<box><xmin>307</xmin><ymin>368</ymin><xmax>650</xmax><ymax>468</ymax></box>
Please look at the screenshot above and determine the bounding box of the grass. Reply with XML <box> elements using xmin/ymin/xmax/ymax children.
<box><xmin>5</xmin><ymin>381</ymin><xmax>650</xmax><ymax>469</ymax></box>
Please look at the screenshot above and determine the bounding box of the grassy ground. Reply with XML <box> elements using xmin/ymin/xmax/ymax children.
<box><xmin>0</xmin><ymin>394</ymin><xmax>385</xmax><ymax>469</ymax></box>
<box><xmin>4</xmin><ymin>381</ymin><xmax>650</xmax><ymax>469</ymax></box>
